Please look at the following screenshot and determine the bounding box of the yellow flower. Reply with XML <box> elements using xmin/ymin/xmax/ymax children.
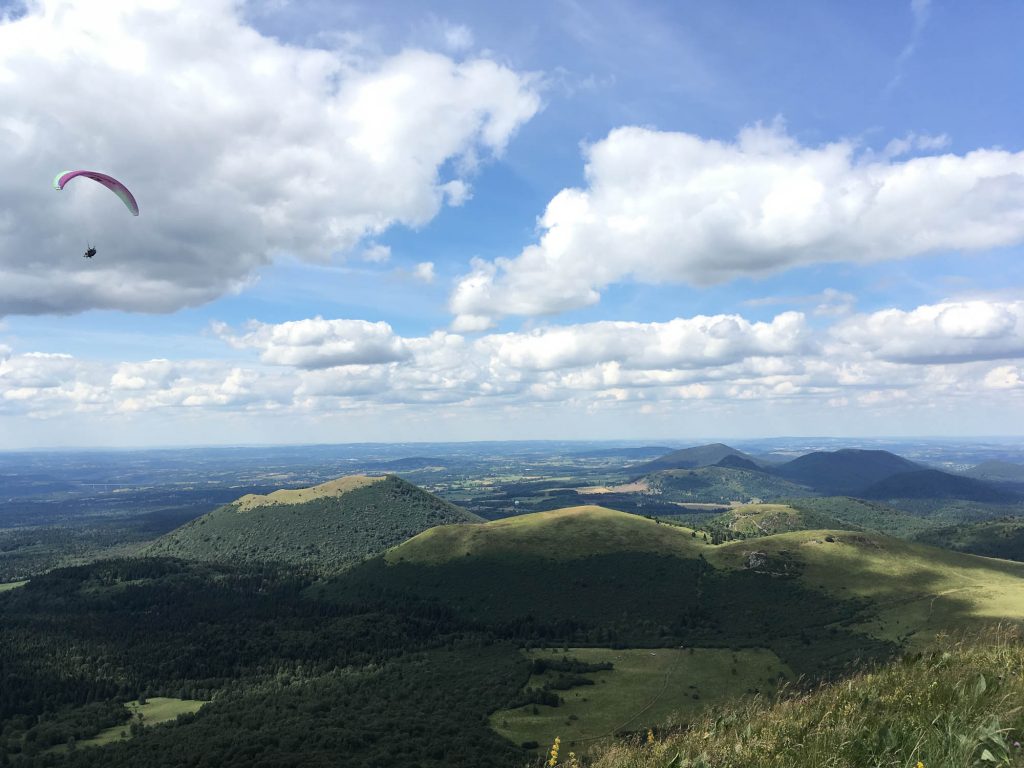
<box><xmin>548</xmin><ymin>736</ymin><xmax>561</xmax><ymax>767</ymax></box>
<box><xmin>647</xmin><ymin>728</ymin><xmax>655</xmax><ymax>744</ymax></box>
<box><xmin>916</xmin><ymin>762</ymin><xmax>925</xmax><ymax>768</ymax></box>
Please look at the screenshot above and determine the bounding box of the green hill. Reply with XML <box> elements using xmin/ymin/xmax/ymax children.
<box><xmin>773</xmin><ymin>448</ymin><xmax>920</xmax><ymax>495</ymax></box>
<box><xmin>915</xmin><ymin>517</ymin><xmax>1024</xmax><ymax>562</ymax></box>
<box><xmin>646</xmin><ymin>466</ymin><xmax>814</xmax><ymax>504</ymax></box>
<box><xmin>324</xmin><ymin>506</ymin><xmax>1024</xmax><ymax>677</ymax></box>
<box><xmin>860</xmin><ymin>469</ymin><xmax>1022</xmax><ymax>503</ymax></box>
<box><xmin>631</xmin><ymin>443</ymin><xmax>759</xmax><ymax>473</ymax></box>
<box><xmin>707</xmin><ymin>503</ymin><xmax>852</xmax><ymax>537</ymax></box>
<box><xmin>146</xmin><ymin>474</ymin><xmax>481</xmax><ymax>571</ymax></box>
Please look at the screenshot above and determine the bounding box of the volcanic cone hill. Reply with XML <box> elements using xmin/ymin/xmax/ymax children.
<box><xmin>325</xmin><ymin>505</ymin><xmax>1024</xmax><ymax>675</ymax></box>
<box><xmin>630</xmin><ymin>443</ymin><xmax>759</xmax><ymax>473</ymax></box>
<box><xmin>146</xmin><ymin>474</ymin><xmax>481</xmax><ymax>571</ymax></box>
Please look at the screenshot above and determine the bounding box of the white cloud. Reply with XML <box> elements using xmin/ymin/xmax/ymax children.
<box><xmin>413</xmin><ymin>261</ymin><xmax>436</xmax><ymax>283</ymax></box>
<box><xmin>361</xmin><ymin>244</ymin><xmax>392</xmax><ymax>263</ymax></box>
<box><xmin>3</xmin><ymin>303</ymin><xmax>1023</xmax><ymax>434</ymax></box>
<box><xmin>450</xmin><ymin>123</ymin><xmax>1024</xmax><ymax>326</ymax></box>
<box><xmin>217</xmin><ymin>317</ymin><xmax>411</xmax><ymax>369</ymax></box>
<box><xmin>984</xmin><ymin>365</ymin><xmax>1023</xmax><ymax>390</ymax></box>
<box><xmin>832</xmin><ymin>300</ymin><xmax>1024</xmax><ymax>363</ymax></box>
<box><xmin>0</xmin><ymin>0</ymin><xmax>540</xmax><ymax>316</ymax></box>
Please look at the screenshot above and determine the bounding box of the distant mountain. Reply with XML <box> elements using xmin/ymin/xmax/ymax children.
<box><xmin>773</xmin><ymin>449</ymin><xmax>920</xmax><ymax>495</ymax></box>
<box><xmin>146</xmin><ymin>474</ymin><xmax>481</xmax><ymax>571</ymax></box>
<box><xmin>858</xmin><ymin>469</ymin><xmax>1022</xmax><ymax>503</ymax></box>
<box><xmin>962</xmin><ymin>460</ymin><xmax>1024</xmax><ymax>483</ymax></box>
<box><xmin>632</xmin><ymin>443</ymin><xmax>759</xmax><ymax>473</ymax></box>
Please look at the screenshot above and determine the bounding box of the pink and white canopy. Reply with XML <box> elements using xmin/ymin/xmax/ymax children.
<box><xmin>53</xmin><ymin>170</ymin><xmax>139</xmax><ymax>216</ymax></box>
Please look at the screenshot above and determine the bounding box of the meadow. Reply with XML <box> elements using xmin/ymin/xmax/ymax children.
<box><xmin>491</xmin><ymin>647</ymin><xmax>792</xmax><ymax>754</ymax></box>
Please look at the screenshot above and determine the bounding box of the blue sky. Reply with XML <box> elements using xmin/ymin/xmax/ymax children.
<box><xmin>1</xmin><ymin>0</ymin><xmax>1023</xmax><ymax>446</ymax></box>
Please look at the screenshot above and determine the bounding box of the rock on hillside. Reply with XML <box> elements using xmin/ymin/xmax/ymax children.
<box><xmin>146</xmin><ymin>474</ymin><xmax>480</xmax><ymax>571</ymax></box>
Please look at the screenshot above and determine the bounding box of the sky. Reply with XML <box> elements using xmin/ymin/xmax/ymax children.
<box><xmin>1</xmin><ymin>0</ymin><xmax>1023</xmax><ymax>447</ymax></box>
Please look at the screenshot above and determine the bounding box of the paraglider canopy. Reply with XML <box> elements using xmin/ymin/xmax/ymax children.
<box><xmin>53</xmin><ymin>170</ymin><xmax>139</xmax><ymax>216</ymax></box>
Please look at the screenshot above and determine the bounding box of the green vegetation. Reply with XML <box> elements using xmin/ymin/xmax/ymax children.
<box><xmin>587</xmin><ymin>625</ymin><xmax>1024</xmax><ymax>768</ymax></box>
<box><xmin>708</xmin><ymin>530</ymin><xmax>1024</xmax><ymax>646</ymax></box>
<box><xmin>492</xmin><ymin>647</ymin><xmax>792</xmax><ymax>753</ymax></box>
<box><xmin>146</xmin><ymin>474</ymin><xmax>481</xmax><ymax>572</ymax></box>
<box><xmin>703</xmin><ymin>503</ymin><xmax>851</xmax><ymax>540</ymax></box>
<box><xmin>861</xmin><ymin>469</ymin><xmax>1022</xmax><ymax>503</ymax></box>
<box><xmin>646</xmin><ymin>467</ymin><xmax>813</xmax><ymax>504</ymax></box>
<box><xmin>52</xmin><ymin>698</ymin><xmax>206</xmax><ymax>752</ymax></box>
<box><xmin>786</xmin><ymin>497</ymin><xmax>939</xmax><ymax>538</ymax></box>
<box><xmin>0</xmin><ymin>580</ymin><xmax>27</xmax><ymax>592</ymax></box>
<box><xmin>916</xmin><ymin>517</ymin><xmax>1024</xmax><ymax>562</ymax></box>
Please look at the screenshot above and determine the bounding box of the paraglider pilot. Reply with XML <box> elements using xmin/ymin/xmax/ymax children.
<box><xmin>83</xmin><ymin>246</ymin><xmax>96</xmax><ymax>259</ymax></box>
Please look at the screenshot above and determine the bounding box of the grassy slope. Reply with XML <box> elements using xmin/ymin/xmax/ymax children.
<box><xmin>492</xmin><ymin>647</ymin><xmax>792</xmax><ymax>753</ymax></box>
<box><xmin>48</xmin><ymin>698</ymin><xmax>206</xmax><ymax>753</ymax></box>
<box><xmin>0</xmin><ymin>580</ymin><xmax>28</xmax><ymax>592</ymax></box>
<box><xmin>708</xmin><ymin>530</ymin><xmax>1024</xmax><ymax>646</ymax></box>
<box><xmin>147</xmin><ymin>474</ymin><xmax>481</xmax><ymax>571</ymax></box>
<box><xmin>384</xmin><ymin>506</ymin><xmax>1024</xmax><ymax>648</ymax></box>
<box><xmin>589</xmin><ymin>625</ymin><xmax>1024</xmax><ymax>768</ymax></box>
<box><xmin>387</xmin><ymin>505</ymin><xmax>708</xmax><ymax>564</ymax></box>
<box><xmin>709</xmin><ymin>503</ymin><xmax>850</xmax><ymax>536</ymax></box>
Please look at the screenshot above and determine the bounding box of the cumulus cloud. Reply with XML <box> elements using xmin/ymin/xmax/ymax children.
<box><xmin>832</xmin><ymin>300</ymin><xmax>1024</xmax><ymax>363</ymax></box>
<box><xmin>0</xmin><ymin>0</ymin><xmax>540</xmax><ymax>316</ymax></box>
<box><xmin>449</xmin><ymin>123</ymin><xmax>1024</xmax><ymax>327</ymax></box>
<box><xmin>216</xmin><ymin>317</ymin><xmax>411</xmax><ymax>369</ymax></box>
<box><xmin>983</xmin><ymin>365</ymin><xmax>1023</xmax><ymax>390</ymax></box>
<box><xmin>4</xmin><ymin>301</ymin><xmax>1023</xmax><ymax>430</ymax></box>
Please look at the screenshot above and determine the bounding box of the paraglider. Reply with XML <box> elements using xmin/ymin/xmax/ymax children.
<box><xmin>53</xmin><ymin>170</ymin><xmax>139</xmax><ymax>216</ymax></box>
<box><xmin>53</xmin><ymin>170</ymin><xmax>139</xmax><ymax>259</ymax></box>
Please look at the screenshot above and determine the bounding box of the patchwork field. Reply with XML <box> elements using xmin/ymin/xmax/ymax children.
<box><xmin>490</xmin><ymin>647</ymin><xmax>792</xmax><ymax>754</ymax></box>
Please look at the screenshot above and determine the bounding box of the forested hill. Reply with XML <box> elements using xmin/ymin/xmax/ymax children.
<box><xmin>145</xmin><ymin>474</ymin><xmax>481</xmax><ymax>571</ymax></box>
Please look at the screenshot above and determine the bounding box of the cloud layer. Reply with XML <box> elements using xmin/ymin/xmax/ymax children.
<box><xmin>0</xmin><ymin>0</ymin><xmax>540</xmax><ymax>316</ymax></box>
<box><xmin>3</xmin><ymin>300</ymin><xmax>1021</xmax><ymax>434</ymax></box>
<box><xmin>450</xmin><ymin>123</ymin><xmax>1024</xmax><ymax>328</ymax></box>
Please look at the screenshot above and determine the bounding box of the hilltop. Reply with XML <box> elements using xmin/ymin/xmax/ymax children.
<box><xmin>705</xmin><ymin>502</ymin><xmax>852</xmax><ymax>538</ymax></box>
<box><xmin>326</xmin><ymin>505</ymin><xmax>1024</xmax><ymax>675</ymax></box>
<box><xmin>646</xmin><ymin>465</ymin><xmax>813</xmax><ymax>503</ymax></box>
<box><xmin>630</xmin><ymin>443</ymin><xmax>759</xmax><ymax>473</ymax></box>
<box><xmin>146</xmin><ymin>474</ymin><xmax>481</xmax><ymax>571</ymax></box>
<box><xmin>772</xmin><ymin>448</ymin><xmax>920</xmax><ymax>494</ymax></box>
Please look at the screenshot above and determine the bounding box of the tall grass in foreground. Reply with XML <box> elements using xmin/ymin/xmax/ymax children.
<box><xmin>582</xmin><ymin>625</ymin><xmax>1024</xmax><ymax>768</ymax></box>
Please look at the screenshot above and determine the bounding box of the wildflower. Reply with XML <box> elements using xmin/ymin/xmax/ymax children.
<box><xmin>916</xmin><ymin>762</ymin><xmax>925</xmax><ymax>768</ymax></box>
<box><xmin>647</xmin><ymin>728</ymin><xmax>655</xmax><ymax>744</ymax></box>
<box><xmin>1015</xmin><ymin>741</ymin><xmax>1021</xmax><ymax>749</ymax></box>
<box><xmin>548</xmin><ymin>736</ymin><xmax>560</xmax><ymax>767</ymax></box>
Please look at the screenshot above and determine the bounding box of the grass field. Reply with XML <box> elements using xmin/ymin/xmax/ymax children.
<box><xmin>710</xmin><ymin>530</ymin><xmax>1024</xmax><ymax>646</ymax></box>
<box><xmin>68</xmin><ymin>698</ymin><xmax>206</xmax><ymax>751</ymax></box>
<box><xmin>490</xmin><ymin>647</ymin><xmax>792</xmax><ymax>754</ymax></box>
<box><xmin>0</xmin><ymin>580</ymin><xmax>28</xmax><ymax>592</ymax></box>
